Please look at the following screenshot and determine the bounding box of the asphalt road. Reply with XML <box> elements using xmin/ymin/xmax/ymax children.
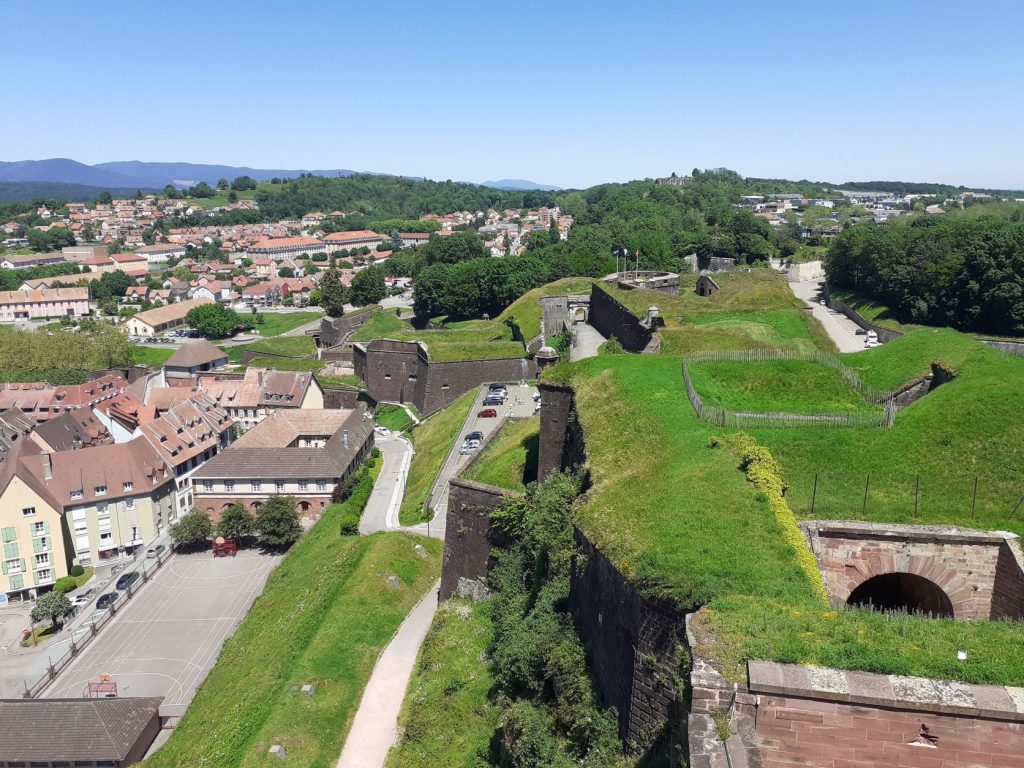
<box><xmin>788</xmin><ymin>277</ymin><xmax>866</xmax><ymax>353</ymax></box>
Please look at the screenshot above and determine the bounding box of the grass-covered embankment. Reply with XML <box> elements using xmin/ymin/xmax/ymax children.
<box><xmin>462</xmin><ymin>416</ymin><xmax>539</xmax><ymax>492</ymax></box>
<box><xmin>399</xmin><ymin>387</ymin><xmax>479</xmax><ymax>525</ymax></box>
<box><xmin>386</xmin><ymin>599</ymin><xmax>499</xmax><ymax>768</ymax></box>
<box><xmin>145</xmin><ymin>528</ymin><xmax>441</xmax><ymax>767</ymax></box>
<box><xmin>375</xmin><ymin>404</ymin><xmax>415</xmax><ymax>433</ymax></box>
<box><xmin>558</xmin><ymin>348</ymin><xmax>1024</xmax><ymax>686</ymax></box>
<box><xmin>688</xmin><ymin>358</ymin><xmax>882</xmax><ymax>415</ymax></box>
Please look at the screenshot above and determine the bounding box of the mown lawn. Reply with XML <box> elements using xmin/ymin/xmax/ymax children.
<box><xmin>224</xmin><ymin>335</ymin><xmax>318</xmax><ymax>361</ymax></box>
<box><xmin>252</xmin><ymin>311</ymin><xmax>324</xmax><ymax>337</ymax></box>
<box><xmin>351</xmin><ymin>311</ymin><xmax>410</xmax><ymax>341</ymax></box>
<box><xmin>245</xmin><ymin>356</ymin><xmax>326</xmax><ymax>372</ymax></box>
<box><xmin>688</xmin><ymin>359</ymin><xmax>881</xmax><ymax>415</ymax></box>
<box><xmin>386</xmin><ymin>599</ymin><xmax>498</xmax><ymax>768</ymax></box>
<box><xmin>463</xmin><ymin>416</ymin><xmax>538</xmax><ymax>492</ymax></box>
<box><xmin>145</xmin><ymin>531</ymin><xmax>441</xmax><ymax>768</ymax></box>
<box><xmin>316</xmin><ymin>373</ymin><xmax>364</xmax><ymax>389</ymax></box>
<box><xmin>132</xmin><ymin>345</ymin><xmax>175</xmax><ymax>368</ymax></box>
<box><xmin>399</xmin><ymin>388</ymin><xmax>478</xmax><ymax>525</ymax></box>
<box><xmin>376</xmin><ymin>404</ymin><xmax>414</xmax><ymax>433</ymax></box>
<box><xmin>352</xmin><ymin>310</ymin><xmax>525</xmax><ymax>362</ymax></box>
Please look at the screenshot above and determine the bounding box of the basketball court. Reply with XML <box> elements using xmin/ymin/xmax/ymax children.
<box><xmin>42</xmin><ymin>548</ymin><xmax>279</xmax><ymax>705</ymax></box>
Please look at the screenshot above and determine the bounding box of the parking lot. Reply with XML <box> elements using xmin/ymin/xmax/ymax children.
<box><xmin>42</xmin><ymin>549</ymin><xmax>279</xmax><ymax>705</ymax></box>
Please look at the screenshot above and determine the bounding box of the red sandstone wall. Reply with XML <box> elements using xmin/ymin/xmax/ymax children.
<box><xmin>755</xmin><ymin>693</ymin><xmax>1024</xmax><ymax>768</ymax></box>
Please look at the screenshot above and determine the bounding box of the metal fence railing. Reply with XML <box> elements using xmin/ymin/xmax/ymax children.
<box><xmin>21</xmin><ymin>544</ymin><xmax>174</xmax><ymax>698</ymax></box>
<box><xmin>681</xmin><ymin>349</ymin><xmax>897</xmax><ymax>429</ymax></box>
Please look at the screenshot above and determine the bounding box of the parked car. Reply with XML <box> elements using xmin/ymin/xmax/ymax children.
<box><xmin>477</xmin><ymin>408</ymin><xmax>498</xmax><ymax>418</ymax></box>
<box><xmin>71</xmin><ymin>588</ymin><xmax>95</xmax><ymax>608</ymax></box>
<box><xmin>146</xmin><ymin>545</ymin><xmax>165</xmax><ymax>559</ymax></box>
<box><xmin>533</xmin><ymin>391</ymin><xmax>542</xmax><ymax>402</ymax></box>
<box><xmin>465</xmin><ymin>431</ymin><xmax>483</xmax><ymax>442</ymax></box>
<box><xmin>488</xmin><ymin>383</ymin><xmax>506</xmax><ymax>391</ymax></box>
<box><xmin>484</xmin><ymin>394</ymin><xmax>505</xmax><ymax>406</ymax></box>
<box><xmin>115</xmin><ymin>572</ymin><xmax>140</xmax><ymax>591</ymax></box>
<box><xmin>459</xmin><ymin>439</ymin><xmax>481</xmax><ymax>455</ymax></box>
<box><xmin>373</xmin><ymin>425</ymin><xmax>392</xmax><ymax>437</ymax></box>
<box><xmin>96</xmin><ymin>592</ymin><xmax>120</xmax><ymax>610</ymax></box>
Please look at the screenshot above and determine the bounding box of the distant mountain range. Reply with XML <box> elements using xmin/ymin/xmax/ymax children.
<box><xmin>0</xmin><ymin>159</ymin><xmax>562</xmax><ymax>199</ymax></box>
<box><xmin>480</xmin><ymin>178</ymin><xmax>564</xmax><ymax>191</ymax></box>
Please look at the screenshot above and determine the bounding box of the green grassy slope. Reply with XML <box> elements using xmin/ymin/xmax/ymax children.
<box><xmin>145</xmin><ymin>532</ymin><xmax>441</xmax><ymax>768</ymax></box>
<box><xmin>463</xmin><ymin>416</ymin><xmax>539</xmax><ymax>492</ymax></box>
<box><xmin>399</xmin><ymin>388</ymin><xmax>479</xmax><ymax>525</ymax></box>
<box><xmin>385</xmin><ymin>600</ymin><xmax>499</xmax><ymax>768</ymax></box>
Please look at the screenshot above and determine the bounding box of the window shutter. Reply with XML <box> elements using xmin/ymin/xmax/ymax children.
<box><xmin>1</xmin><ymin>561</ymin><xmax>7</xmax><ymax>575</ymax></box>
<box><xmin>3</xmin><ymin>542</ymin><xmax>17</xmax><ymax>558</ymax></box>
<box><xmin>1</xmin><ymin>527</ymin><xmax>14</xmax><ymax>542</ymax></box>
<box><xmin>19</xmin><ymin>559</ymin><xmax>25</xmax><ymax>573</ymax></box>
<box><xmin>43</xmin><ymin>521</ymin><xmax>50</xmax><ymax>534</ymax></box>
<box><xmin>9</xmin><ymin>574</ymin><xmax>22</xmax><ymax>590</ymax></box>
<box><xmin>32</xmin><ymin>538</ymin><xmax>42</xmax><ymax>553</ymax></box>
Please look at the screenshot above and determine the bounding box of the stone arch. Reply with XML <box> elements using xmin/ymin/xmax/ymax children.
<box><xmin>298</xmin><ymin>501</ymin><xmax>311</xmax><ymax>513</ymax></box>
<box><xmin>572</xmin><ymin>306</ymin><xmax>587</xmax><ymax>323</ymax></box>
<box><xmin>221</xmin><ymin>503</ymin><xmax>233</xmax><ymax>511</ymax></box>
<box><xmin>250</xmin><ymin>501</ymin><xmax>262</xmax><ymax>512</ymax></box>
<box><xmin>847</xmin><ymin>572</ymin><xmax>954</xmax><ymax>618</ymax></box>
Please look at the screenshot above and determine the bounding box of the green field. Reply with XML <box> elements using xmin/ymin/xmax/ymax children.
<box><xmin>316</xmin><ymin>373</ymin><xmax>364</xmax><ymax>389</ymax></box>
<box><xmin>599</xmin><ymin>270</ymin><xmax>837</xmax><ymax>355</ymax></box>
<box><xmin>399</xmin><ymin>388</ymin><xmax>478</xmax><ymax>525</ymax></box>
<box><xmin>223</xmin><ymin>334</ymin><xmax>318</xmax><ymax>362</ymax></box>
<box><xmin>253</xmin><ymin>311</ymin><xmax>324</xmax><ymax>337</ymax></box>
<box><xmin>829</xmin><ymin>289</ymin><xmax>912</xmax><ymax>332</ymax></box>
<box><xmin>132</xmin><ymin>345</ymin><xmax>175</xmax><ymax>368</ymax></box>
<box><xmin>554</xmin><ymin>333</ymin><xmax>1024</xmax><ymax>685</ymax></box>
<box><xmin>245</xmin><ymin>356</ymin><xmax>326</xmax><ymax>371</ymax></box>
<box><xmin>375</xmin><ymin>404</ymin><xmax>415</xmax><ymax>433</ymax></box>
<box><xmin>352</xmin><ymin>310</ymin><xmax>526</xmax><ymax>362</ymax></box>
<box><xmin>146</xmin><ymin>532</ymin><xmax>441</xmax><ymax>768</ymax></box>
<box><xmin>183</xmin><ymin>190</ymin><xmax>257</xmax><ymax>209</ymax></box>
<box><xmin>462</xmin><ymin>416</ymin><xmax>539</xmax><ymax>492</ymax></box>
<box><xmin>386</xmin><ymin>599</ymin><xmax>498</xmax><ymax>768</ymax></box>
<box><xmin>687</xmin><ymin>359</ymin><xmax>882</xmax><ymax>415</ymax></box>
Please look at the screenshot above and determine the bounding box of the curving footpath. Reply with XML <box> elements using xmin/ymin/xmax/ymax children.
<box><xmin>336</xmin><ymin>581</ymin><xmax>440</xmax><ymax>768</ymax></box>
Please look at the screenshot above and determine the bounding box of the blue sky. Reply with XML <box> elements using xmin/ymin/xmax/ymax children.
<box><xmin>3</xmin><ymin>1</ymin><xmax>1022</xmax><ymax>189</ymax></box>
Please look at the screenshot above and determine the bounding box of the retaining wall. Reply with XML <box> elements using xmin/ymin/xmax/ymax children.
<box><xmin>691</xmin><ymin>657</ymin><xmax>1024</xmax><ymax>768</ymax></box>
<box><xmin>589</xmin><ymin>283</ymin><xmax>653</xmax><ymax>352</ymax></box>
<box><xmin>570</xmin><ymin>529</ymin><xmax>688</xmax><ymax>750</ymax></box>
<box><xmin>439</xmin><ymin>477</ymin><xmax>511</xmax><ymax>600</ymax></box>
<box><xmin>318</xmin><ymin>306</ymin><xmax>379</xmax><ymax>348</ymax></box>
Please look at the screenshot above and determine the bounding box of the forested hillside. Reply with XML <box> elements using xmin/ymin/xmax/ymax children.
<box><xmin>411</xmin><ymin>169</ymin><xmax>810</xmax><ymax>320</ymax></box>
<box><xmin>826</xmin><ymin>214</ymin><xmax>1024</xmax><ymax>335</ymax></box>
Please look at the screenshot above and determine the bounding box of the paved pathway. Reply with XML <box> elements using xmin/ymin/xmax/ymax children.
<box><xmin>359</xmin><ymin>436</ymin><xmax>413</xmax><ymax>536</ymax></box>
<box><xmin>788</xmin><ymin>278</ymin><xmax>865</xmax><ymax>353</ymax></box>
<box><xmin>570</xmin><ymin>322</ymin><xmax>606</xmax><ymax>361</ymax></box>
<box><xmin>335</xmin><ymin>581</ymin><xmax>440</xmax><ymax>768</ymax></box>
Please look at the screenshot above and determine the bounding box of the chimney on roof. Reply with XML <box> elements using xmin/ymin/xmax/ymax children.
<box><xmin>41</xmin><ymin>451</ymin><xmax>52</xmax><ymax>480</ymax></box>
<box><xmin>343</xmin><ymin>430</ymin><xmax>349</xmax><ymax>450</ymax></box>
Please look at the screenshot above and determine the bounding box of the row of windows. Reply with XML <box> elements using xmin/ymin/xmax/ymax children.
<box><xmin>69</xmin><ymin>480</ymin><xmax>134</xmax><ymax>500</ymax></box>
<box><xmin>202</xmin><ymin>479</ymin><xmax>328</xmax><ymax>493</ymax></box>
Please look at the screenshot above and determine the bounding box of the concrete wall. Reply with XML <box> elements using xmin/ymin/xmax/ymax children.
<box><xmin>439</xmin><ymin>477</ymin><xmax>511</xmax><ymax>600</ymax></box>
<box><xmin>979</xmin><ymin>338</ymin><xmax>1024</xmax><ymax>356</ymax></box>
<box><xmin>802</xmin><ymin>521</ymin><xmax>1024</xmax><ymax>620</ymax></box>
<box><xmin>588</xmin><ymin>283</ymin><xmax>652</xmax><ymax>353</ymax></box>
<box><xmin>786</xmin><ymin>260</ymin><xmax>825</xmax><ymax>281</ymax></box>
<box><xmin>570</xmin><ymin>529</ymin><xmax>687</xmax><ymax>751</ymax></box>
<box><xmin>321</xmin><ymin>387</ymin><xmax>365</xmax><ymax>410</ymax></box>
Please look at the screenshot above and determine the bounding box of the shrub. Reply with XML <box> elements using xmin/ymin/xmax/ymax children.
<box><xmin>69</xmin><ymin>564</ymin><xmax>85</xmax><ymax>577</ymax></box>
<box><xmin>54</xmin><ymin>576</ymin><xmax>78</xmax><ymax>594</ymax></box>
<box><xmin>337</xmin><ymin>459</ymin><xmax>378</xmax><ymax>535</ymax></box>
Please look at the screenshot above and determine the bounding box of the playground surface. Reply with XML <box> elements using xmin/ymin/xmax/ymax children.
<box><xmin>42</xmin><ymin>548</ymin><xmax>279</xmax><ymax>705</ymax></box>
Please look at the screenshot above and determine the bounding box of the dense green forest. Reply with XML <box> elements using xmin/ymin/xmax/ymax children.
<box><xmin>826</xmin><ymin>214</ymin><xmax>1024</xmax><ymax>335</ymax></box>
<box><xmin>412</xmin><ymin>169</ymin><xmax>808</xmax><ymax>320</ymax></box>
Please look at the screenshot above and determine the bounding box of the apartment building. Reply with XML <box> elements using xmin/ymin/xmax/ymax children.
<box><xmin>0</xmin><ymin>287</ymin><xmax>93</xmax><ymax>322</ymax></box>
<box><xmin>194</xmin><ymin>367</ymin><xmax>325</xmax><ymax>432</ymax></box>
<box><xmin>191</xmin><ymin>408</ymin><xmax>372</xmax><ymax>522</ymax></box>
<box><xmin>322</xmin><ymin>230</ymin><xmax>383</xmax><ymax>253</ymax></box>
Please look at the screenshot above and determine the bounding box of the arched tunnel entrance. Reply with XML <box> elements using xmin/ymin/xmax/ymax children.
<box><xmin>847</xmin><ymin>573</ymin><xmax>954</xmax><ymax>618</ymax></box>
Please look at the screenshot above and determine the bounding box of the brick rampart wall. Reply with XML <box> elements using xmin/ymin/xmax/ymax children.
<box><xmin>418</xmin><ymin>356</ymin><xmax>533</xmax><ymax>415</ymax></box>
<box><xmin>802</xmin><ymin>521</ymin><xmax>1024</xmax><ymax>620</ymax></box>
<box><xmin>319</xmin><ymin>307</ymin><xmax>378</xmax><ymax>348</ymax></box>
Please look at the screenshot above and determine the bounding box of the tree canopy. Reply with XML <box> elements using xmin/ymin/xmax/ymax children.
<box><xmin>186</xmin><ymin>303</ymin><xmax>245</xmax><ymax>338</ymax></box>
<box><xmin>255</xmin><ymin>495</ymin><xmax>302</xmax><ymax>549</ymax></box>
<box><xmin>349</xmin><ymin>265</ymin><xmax>387</xmax><ymax>306</ymax></box>
<box><xmin>31</xmin><ymin>590</ymin><xmax>73</xmax><ymax>628</ymax></box>
<box><xmin>318</xmin><ymin>268</ymin><xmax>348</xmax><ymax>317</ymax></box>
<box><xmin>826</xmin><ymin>214</ymin><xmax>1024</xmax><ymax>335</ymax></box>
<box><xmin>170</xmin><ymin>508</ymin><xmax>214</xmax><ymax>548</ymax></box>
